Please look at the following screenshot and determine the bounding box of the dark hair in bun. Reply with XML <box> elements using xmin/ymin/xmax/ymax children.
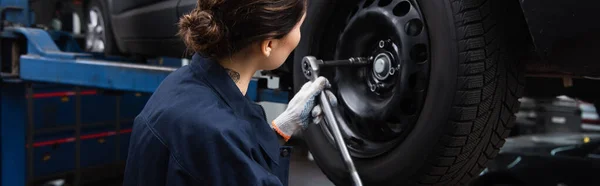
<box><xmin>178</xmin><ymin>0</ymin><xmax>307</xmax><ymax>59</ymax></box>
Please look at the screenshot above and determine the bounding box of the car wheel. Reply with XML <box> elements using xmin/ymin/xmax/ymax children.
<box><xmin>293</xmin><ymin>0</ymin><xmax>525</xmax><ymax>185</ymax></box>
<box><xmin>84</xmin><ymin>0</ymin><xmax>119</xmax><ymax>55</ymax></box>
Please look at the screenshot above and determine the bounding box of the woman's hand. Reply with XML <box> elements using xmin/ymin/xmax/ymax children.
<box><xmin>271</xmin><ymin>76</ymin><xmax>337</xmax><ymax>142</ymax></box>
<box><xmin>309</xmin><ymin>90</ymin><xmax>337</xmax><ymax>125</ymax></box>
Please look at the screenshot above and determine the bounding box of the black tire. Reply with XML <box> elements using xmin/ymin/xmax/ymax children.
<box><xmin>293</xmin><ymin>0</ymin><xmax>526</xmax><ymax>185</ymax></box>
<box><xmin>84</xmin><ymin>0</ymin><xmax>120</xmax><ymax>55</ymax></box>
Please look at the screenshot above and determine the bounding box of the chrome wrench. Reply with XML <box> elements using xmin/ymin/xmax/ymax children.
<box><xmin>301</xmin><ymin>56</ymin><xmax>371</xmax><ymax>186</ymax></box>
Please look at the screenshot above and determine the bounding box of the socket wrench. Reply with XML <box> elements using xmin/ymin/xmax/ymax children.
<box><xmin>301</xmin><ymin>56</ymin><xmax>371</xmax><ymax>186</ymax></box>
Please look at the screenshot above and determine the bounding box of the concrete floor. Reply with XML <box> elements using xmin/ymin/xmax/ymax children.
<box><xmin>288</xmin><ymin>152</ymin><xmax>335</xmax><ymax>186</ymax></box>
<box><xmin>258</xmin><ymin>102</ymin><xmax>335</xmax><ymax>186</ymax></box>
<box><xmin>82</xmin><ymin>153</ymin><xmax>335</xmax><ymax>186</ymax></box>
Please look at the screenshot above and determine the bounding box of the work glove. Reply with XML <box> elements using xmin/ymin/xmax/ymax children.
<box><xmin>310</xmin><ymin>90</ymin><xmax>337</xmax><ymax>125</ymax></box>
<box><xmin>271</xmin><ymin>76</ymin><xmax>338</xmax><ymax>142</ymax></box>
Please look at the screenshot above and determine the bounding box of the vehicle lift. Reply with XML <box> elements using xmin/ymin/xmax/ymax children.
<box><xmin>0</xmin><ymin>1</ymin><xmax>288</xmax><ymax>185</ymax></box>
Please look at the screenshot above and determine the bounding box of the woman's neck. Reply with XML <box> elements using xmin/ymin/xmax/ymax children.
<box><xmin>218</xmin><ymin>53</ymin><xmax>258</xmax><ymax>96</ymax></box>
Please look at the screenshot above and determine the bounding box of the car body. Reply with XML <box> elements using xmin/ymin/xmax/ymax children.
<box><xmin>91</xmin><ymin>0</ymin><xmax>600</xmax><ymax>99</ymax></box>
<box><xmin>102</xmin><ymin>0</ymin><xmax>185</xmax><ymax>57</ymax></box>
<box><xmin>85</xmin><ymin>0</ymin><xmax>204</xmax><ymax>58</ymax></box>
<box><xmin>295</xmin><ymin>0</ymin><xmax>600</xmax><ymax>99</ymax></box>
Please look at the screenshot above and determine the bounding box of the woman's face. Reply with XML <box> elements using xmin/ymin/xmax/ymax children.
<box><xmin>260</xmin><ymin>12</ymin><xmax>307</xmax><ymax>70</ymax></box>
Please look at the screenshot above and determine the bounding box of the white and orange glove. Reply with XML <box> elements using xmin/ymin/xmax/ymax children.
<box><xmin>271</xmin><ymin>76</ymin><xmax>338</xmax><ymax>142</ymax></box>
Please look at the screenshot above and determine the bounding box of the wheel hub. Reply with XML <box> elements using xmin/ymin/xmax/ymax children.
<box><xmin>327</xmin><ymin>0</ymin><xmax>431</xmax><ymax>158</ymax></box>
<box><xmin>373</xmin><ymin>43</ymin><xmax>396</xmax><ymax>81</ymax></box>
<box><xmin>373</xmin><ymin>54</ymin><xmax>390</xmax><ymax>79</ymax></box>
<box><xmin>367</xmin><ymin>40</ymin><xmax>400</xmax><ymax>94</ymax></box>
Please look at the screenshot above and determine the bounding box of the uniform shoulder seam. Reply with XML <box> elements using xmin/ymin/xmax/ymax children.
<box><xmin>138</xmin><ymin>115</ymin><xmax>204</xmax><ymax>183</ymax></box>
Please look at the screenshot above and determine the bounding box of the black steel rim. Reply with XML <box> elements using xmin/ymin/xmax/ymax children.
<box><xmin>327</xmin><ymin>0</ymin><xmax>431</xmax><ymax>158</ymax></box>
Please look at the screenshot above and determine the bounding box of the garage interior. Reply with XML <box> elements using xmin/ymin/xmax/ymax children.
<box><xmin>2</xmin><ymin>0</ymin><xmax>600</xmax><ymax>186</ymax></box>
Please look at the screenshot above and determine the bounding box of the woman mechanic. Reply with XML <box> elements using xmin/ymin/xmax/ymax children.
<box><xmin>123</xmin><ymin>0</ymin><xmax>336</xmax><ymax>185</ymax></box>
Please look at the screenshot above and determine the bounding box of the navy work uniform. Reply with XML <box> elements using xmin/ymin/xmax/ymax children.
<box><xmin>123</xmin><ymin>53</ymin><xmax>292</xmax><ymax>186</ymax></box>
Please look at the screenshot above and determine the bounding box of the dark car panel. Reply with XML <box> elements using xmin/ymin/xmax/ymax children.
<box><xmin>109</xmin><ymin>0</ymin><xmax>163</xmax><ymax>15</ymax></box>
<box><xmin>109</xmin><ymin>0</ymin><xmax>183</xmax><ymax>57</ymax></box>
<box><xmin>103</xmin><ymin>0</ymin><xmax>600</xmax><ymax>74</ymax></box>
<box><xmin>520</xmin><ymin>0</ymin><xmax>600</xmax><ymax>75</ymax></box>
<box><xmin>177</xmin><ymin>0</ymin><xmax>196</xmax><ymax>18</ymax></box>
<box><xmin>520</xmin><ymin>0</ymin><xmax>600</xmax><ymax>60</ymax></box>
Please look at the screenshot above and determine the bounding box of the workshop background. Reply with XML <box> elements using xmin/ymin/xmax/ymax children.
<box><xmin>1</xmin><ymin>0</ymin><xmax>600</xmax><ymax>186</ymax></box>
<box><xmin>6</xmin><ymin>1</ymin><xmax>336</xmax><ymax>185</ymax></box>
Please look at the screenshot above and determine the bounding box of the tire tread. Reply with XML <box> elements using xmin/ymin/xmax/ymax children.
<box><xmin>417</xmin><ymin>0</ymin><xmax>524</xmax><ymax>185</ymax></box>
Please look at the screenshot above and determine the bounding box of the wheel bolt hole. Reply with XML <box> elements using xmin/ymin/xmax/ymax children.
<box><xmin>410</xmin><ymin>44</ymin><xmax>428</xmax><ymax>63</ymax></box>
<box><xmin>405</xmin><ymin>19</ymin><xmax>423</xmax><ymax>36</ymax></box>
<box><xmin>378</xmin><ymin>0</ymin><xmax>392</xmax><ymax>7</ymax></box>
<box><xmin>393</xmin><ymin>1</ymin><xmax>411</xmax><ymax>17</ymax></box>
<box><xmin>364</xmin><ymin>0</ymin><xmax>375</xmax><ymax>8</ymax></box>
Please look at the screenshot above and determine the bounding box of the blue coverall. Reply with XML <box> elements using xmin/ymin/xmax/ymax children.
<box><xmin>123</xmin><ymin>53</ymin><xmax>291</xmax><ymax>186</ymax></box>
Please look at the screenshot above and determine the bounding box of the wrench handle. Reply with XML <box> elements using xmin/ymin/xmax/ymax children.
<box><xmin>319</xmin><ymin>91</ymin><xmax>363</xmax><ymax>186</ymax></box>
<box><xmin>322</xmin><ymin>57</ymin><xmax>371</xmax><ymax>66</ymax></box>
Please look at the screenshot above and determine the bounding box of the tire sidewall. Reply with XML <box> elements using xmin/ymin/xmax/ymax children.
<box><xmin>294</xmin><ymin>0</ymin><xmax>459</xmax><ymax>184</ymax></box>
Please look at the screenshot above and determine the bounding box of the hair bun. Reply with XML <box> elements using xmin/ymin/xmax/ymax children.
<box><xmin>178</xmin><ymin>9</ymin><xmax>223</xmax><ymax>54</ymax></box>
<box><xmin>178</xmin><ymin>0</ymin><xmax>307</xmax><ymax>59</ymax></box>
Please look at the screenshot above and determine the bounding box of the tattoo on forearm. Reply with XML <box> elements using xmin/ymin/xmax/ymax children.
<box><xmin>225</xmin><ymin>68</ymin><xmax>241</xmax><ymax>83</ymax></box>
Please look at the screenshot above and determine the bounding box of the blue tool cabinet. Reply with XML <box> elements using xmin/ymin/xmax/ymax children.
<box><xmin>26</xmin><ymin>85</ymin><xmax>149</xmax><ymax>179</ymax></box>
<box><xmin>4</xmin><ymin>83</ymin><xmax>151</xmax><ymax>186</ymax></box>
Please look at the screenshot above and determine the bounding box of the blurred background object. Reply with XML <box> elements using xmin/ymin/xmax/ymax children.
<box><xmin>473</xmin><ymin>96</ymin><xmax>600</xmax><ymax>186</ymax></box>
<box><xmin>512</xmin><ymin>96</ymin><xmax>599</xmax><ymax>137</ymax></box>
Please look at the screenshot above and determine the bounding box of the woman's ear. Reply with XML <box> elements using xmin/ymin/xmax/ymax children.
<box><xmin>260</xmin><ymin>39</ymin><xmax>274</xmax><ymax>57</ymax></box>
